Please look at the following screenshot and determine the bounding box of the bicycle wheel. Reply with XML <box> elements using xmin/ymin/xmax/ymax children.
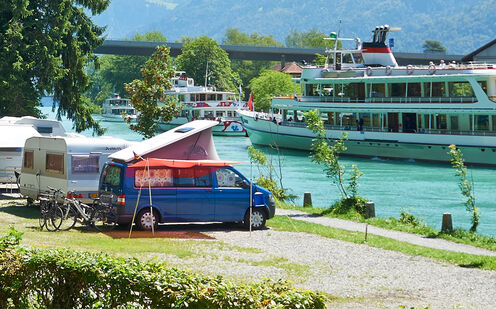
<box><xmin>55</xmin><ymin>204</ymin><xmax>78</xmax><ymax>231</ymax></box>
<box><xmin>45</xmin><ymin>205</ymin><xmax>60</xmax><ymax>232</ymax></box>
<box><xmin>92</xmin><ymin>208</ymin><xmax>117</xmax><ymax>233</ymax></box>
<box><xmin>39</xmin><ymin>213</ymin><xmax>47</xmax><ymax>230</ymax></box>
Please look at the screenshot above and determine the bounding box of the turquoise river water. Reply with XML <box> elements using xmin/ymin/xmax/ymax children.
<box><xmin>41</xmin><ymin>106</ymin><xmax>496</xmax><ymax>237</ymax></box>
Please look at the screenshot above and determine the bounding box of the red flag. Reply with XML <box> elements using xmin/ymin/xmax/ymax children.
<box><xmin>247</xmin><ymin>92</ymin><xmax>254</xmax><ymax>111</ymax></box>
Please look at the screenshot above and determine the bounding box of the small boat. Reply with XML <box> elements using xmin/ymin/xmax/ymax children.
<box><xmin>102</xmin><ymin>94</ymin><xmax>138</xmax><ymax>122</ymax></box>
<box><xmin>158</xmin><ymin>72</ymin><xmax>248</xmax><ymax>136</ymax></box>
<box><xmin>239</xmin><ymin>24</ymin><xmax>496</xmax><ymax>165</ymax></box>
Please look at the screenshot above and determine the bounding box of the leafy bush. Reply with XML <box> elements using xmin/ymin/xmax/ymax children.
<box><xmin>398</xmin><ymin>208</ymin><xmax>422</xmax><ymax>227</ymax></box>
<box><xmin>328</xmin><ymin>196</ymin><xmax>368</xmax><ymax>218</ymax></box>
<box><xmin>0</xmin><ymin>229</ymin><xmax>326</xmax><ymax>309</ymax></box>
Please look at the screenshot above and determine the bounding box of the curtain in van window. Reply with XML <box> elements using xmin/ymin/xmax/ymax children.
<box><xmin>134</xmin><ymin>168</ymin><xmax>173</xmax><ymax>188</ymax></box>
<box><xmin>216</xmin><ymin>168</ymin><xmax>238</xmax><ymax>187</ymax></box>
<box><xmin>71</xmin><ymin>155</ymin><xmax>99</xmax><ymax>173</ymax></box>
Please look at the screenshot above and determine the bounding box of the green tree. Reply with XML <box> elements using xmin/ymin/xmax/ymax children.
<box><xmin>176</xmin><ymin>36</ymin><xmax>240</xmax><ymax>92</ymax></box>
<box><xmin>422</xmin><ymin>40</ymin><xmax>447</xmax><ymax>53</ymax></box>
<box><xmin>448</xmin><ymin>144</ymin><xmax>480</xmax><ymax>232</ymax></box>
<box><xmin>248</xmin><ymin>70</ymin><xmax>297</xmax><ymax>112</ymax></box>
<box><xmin>222</xmin><ymin>28</ymin><xmax>282</xmax><ymax>99</ymax></box>
<box><xmin>285</xmin><ymin>29</ymin><xmax>337</xmax><ymax>49</ymax></box>
<box><xmin>125</xmin><ymin>46</ymin><xmax>179</xmax><ymax>139</ymax></box>
<box><xmin>0</xmin><ymin>0</ymin><xmax>109</xmax><ymax>135</ymax></box>
<box><xmin>87</xmin><ymin>31</ymin><xmax>168</xmax><ymax>106</ymax></box>
<box><xmin>305</xmin><ymin>110</ymin><xmax>366</xmax><ymax>216</ymax></box>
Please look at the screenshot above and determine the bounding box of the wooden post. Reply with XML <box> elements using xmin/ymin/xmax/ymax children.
<box><xmin>365</xmin><ymin>201</ymin><xmax>375</xmax><ymax>218</ymax></box>
<box><xmin>441</xmin><ymin>213</ymin><xmax>453</xmax><ymax>232</ymax></box>
<box><xmin>303</xmin><ymin>192</ymin><xmax>312</xmax><ymax>208</ymax></box>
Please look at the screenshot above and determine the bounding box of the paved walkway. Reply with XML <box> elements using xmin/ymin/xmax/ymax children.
<box><xmin>276</xmin><ymin>208</ymin><xmax>496</xmax><ymax>257</ymax></box>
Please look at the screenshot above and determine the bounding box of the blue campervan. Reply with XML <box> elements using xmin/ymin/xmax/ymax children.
<box><xmin>98</xmin><ymin>158</ymin><xmax>275</xmax><ymax>231</ymax></box>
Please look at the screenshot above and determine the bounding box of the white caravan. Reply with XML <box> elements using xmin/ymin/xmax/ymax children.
<box><xmin>0</xmin><ymin>116</ymin><xmax>70</xmax><ymax>183</ymax></box>
<box><xmin>19</xmin><ymin>135</ymin><xmax>133</xmax><ymax>203</ymax></box>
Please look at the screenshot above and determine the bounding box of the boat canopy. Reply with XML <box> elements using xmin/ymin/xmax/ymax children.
<box><xmin>129</xmin><ymin>158</ymin><xmax>242</xmax><ymax>169</ymax></box>
<box><xmin>109</xmin><ymin>120</ymin><xmax>220</xmax><ymax>163</ymax></box>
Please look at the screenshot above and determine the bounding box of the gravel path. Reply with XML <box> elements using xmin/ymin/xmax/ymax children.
<box><xmin>205</xmin><ymin>228</ymin><xmax>496</xmax><ymax>309</ymax></box>
<box><xmin>277</xmin><ymin>208</ymin><xmax>496</xmax><ymax>256</ymax></box>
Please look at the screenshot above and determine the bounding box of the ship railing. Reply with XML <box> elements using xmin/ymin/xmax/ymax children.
<box><xmin>290</xmin><ymin>96</ymin><xmax>477</xmax><ymax>104</ymax></box>
<box><xmin>279</xmin><ymin>121</ymin><xmax>496</xmax><ymax>137</ymax></box>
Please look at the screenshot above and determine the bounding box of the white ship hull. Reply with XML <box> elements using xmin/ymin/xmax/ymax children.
<box><xmin>240</xmin><ymin>112</ymin><xmax>496</xmax><ymax>165</ymax></box>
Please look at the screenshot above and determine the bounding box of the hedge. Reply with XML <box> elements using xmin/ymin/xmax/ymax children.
<box><xmin>0</xmin><ymin>228</ymin><xmax>326</xmax><ymax>308</ymax></box>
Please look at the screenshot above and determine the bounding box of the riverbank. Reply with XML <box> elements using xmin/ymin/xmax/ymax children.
<box><xmin>2</xmin><ymin>197</ymin><xmax>496</xmax><ymax>308</ymax></box>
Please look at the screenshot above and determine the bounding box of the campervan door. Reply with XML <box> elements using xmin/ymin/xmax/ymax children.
<box><xmin>20</xmin><ymin>136</ymin><xmax>132</xmax><ymax>203</ymax></box>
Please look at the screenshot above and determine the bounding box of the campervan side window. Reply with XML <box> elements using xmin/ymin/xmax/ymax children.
<box><xmin>216</xmin><ymin>168</ymin><xmax>244</xmax><ymax>188</ymax></box>
<box><xmin>23</xmin><ymin>151</ymin><xmax>33</xmax><ymax>169</ymax></box>
<box><xmin>175</xmin><ymin>167</ymin><xmax>212</xmax><ymax>187</ymax></box>
<box><xmin>72</xmin><ymin>155</ymin><xmax>99</xmax><ymax>173</ymax></box>
<box><xmin>135</xmin><ymin>168</ymin><xmax>174</xmax><ymax>188</ymax></box>
<box><xmin>46</xmin><ymin>153</ymin><xmax>64</xmax><ymax>174</ymax></box>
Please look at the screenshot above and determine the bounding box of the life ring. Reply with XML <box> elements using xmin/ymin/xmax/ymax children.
<box><xmin>385</xmin><ymin>65</ymin><xmax>392</xmax><ymax>76</ymax></box>
<box><xmin>428</xmin><ymin>64</ymin><xmax>436</xmax><ymax>75</ymax></box>
<box><xmin>366</xmin><ymin>66</ymin><xmax>373</xmax><ymax>76</ymax></box>
<box><xmin>406</xmin><ymin>65</ymin><xmax>414</xmax><ymax>75</ymax></box>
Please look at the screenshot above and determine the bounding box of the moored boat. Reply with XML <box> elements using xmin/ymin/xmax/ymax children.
<box><xmin>102</xmin><ymin>94</ymin><xmax>138</xmax><ymax>122</ymax></box>
<box><xmin>239</xmin><ymin>25</ymin><xmax>496</xmax><ymax>165</ymax></box>
<box><xmin>158</xmin><ymin>72</ymin><xmax>248</xmax><ymax>136</ymax></box>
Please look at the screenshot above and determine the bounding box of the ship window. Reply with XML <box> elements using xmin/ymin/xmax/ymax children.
<box><xmin>227</xmin><ymin>111</ymin><xmax>233</xmax><ymax>117</ymax></box>
<box><xmin>178</xmin><ymin>94</ymin><xmax>185</xmax><ymax>102</ymax></box>
<box><xmin>306</xmin><ymin>84</ymin><xmax>317</xmax><ymax>96</ymax></box>
<box><xmin>46</xmin><ymin>153</ymin><xmax>64</xmax><ymax>174</ymax></box>
<box><xmin>216</xmin><ymin>94</ymin><xmax>223</xmax><ymax>100</ymax></box>
<box><xmin>450</xmin><ymin>116</ymin><xmax>459</xmax><ymax>130</ymax></box>
<box><xmin>207</xmin><ymin>94</ymin><xmax>215</xmax><ymax>101</ymax></box>
<box><xmin>191</xmin><ymin>94</ymin><xmax>197</xmax><ymax>101</ymax></box>
<box><xmin>408</xmin><ymin>83</ymin><xmax>421</xmax><ymax>97</ymax></box>
<box><xmin>23</xmin><ymin>151</ymin><xmax>33</xmax><ymax>169</ymax></box>
<box><xmin>371</xmin><ymin>84</ymin><xmax>385</xmax><ymax>98</ymax></box>
<box><xmin>72</xmin><ymin>155</ymin><xmax>99</xmax><ymax>173</ymax></box>
<box><xmin>436</xmin><ymin>114</ymin><xmax>447</xmax><ymax>130</ymax></box>
<box><xmin>361</xmin><ymin>113</ymin><xmax>371</xmax><ymax>127</ymax></box>
<box><xmin>478</xmin><ymin>81</ymin><xmax>487</xmax><ymax>94</ymax></box>
<box><xmin>449</xmin><ymin>82</ymin><xmax>473</xmax><ymax>97</ymax></box>
<box><xmin>391</xmin><ymin>83</ymin><xmax>406</xmax><ymax>97</ymax></box>
<box><xmin>492</xmin><ymin>116</ymin><xmax>496</xmax><ymax>131</ymax></box>
<box><xmin>216</xmin><ymin>111</ymin><xmax>224</xmax><ymax>117</ymax></box>
<box><xmin>341</xmin><ymin>113</ymin><xmax>356</xmax><ymax>128</ymax></box>
<box><xmin>372</xmin><ymin>114</ymin><xmax>381</xmax><ymax>128</ymax></box>
<box><xmin>344</xmin><ymin>83</ymin><xmax>365</xmax><ymax>98</ymax></box>
<box><xmin>431</xmin><ymin>82</ymin><xmax>445</xmax><ymax>97</ymax></box>
<box><xmin>476</xmin><ymin>115</ymin><xmax>489</xmax><ymax>130</ymax></box>
<box><xmin>199</xmin><ymin>94</ymin><xmax>206</xmax><ymax>101</ymax></box>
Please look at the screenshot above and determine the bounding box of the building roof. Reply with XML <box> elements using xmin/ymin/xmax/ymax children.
<box><xmin>462</xmin><ymin>38</ymin><xmax>496</xmax><ymax>62</ymax></box>
<box><xmin>271</xmin><ymin>62</ymin><xmax>303</xmax><ymax>74</ymax></box>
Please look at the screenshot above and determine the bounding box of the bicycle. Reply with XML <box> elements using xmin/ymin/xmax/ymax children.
<box><xmin>55</xmin><ymin>191</ymin><xmax>117</xmax><ymax>232</ymax></box>
<box><xmin>38</xmin><ymin>187</ymin><xmax>64</xmax><ymax>231</ymax></box>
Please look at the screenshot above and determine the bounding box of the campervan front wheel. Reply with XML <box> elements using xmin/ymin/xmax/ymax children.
<box><xmin>244</xmin><ymin>208</ymin><xmax>266</xmax><ymax>230</ymax></box>
<box><xmin>136</xmin><ymin>208</ymin><xmax>159</xmax><ymax>231</ymax></box>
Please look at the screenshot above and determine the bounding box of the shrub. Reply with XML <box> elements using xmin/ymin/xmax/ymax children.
<box><xmin>0</xmin><ymin>229</ymin><xmax>326</xmax><ymax>308</ymax></box>
<box><xmin>330</xmin><ymin>196</ymin><xmax>368</xmax><ymax>218</ymax></box>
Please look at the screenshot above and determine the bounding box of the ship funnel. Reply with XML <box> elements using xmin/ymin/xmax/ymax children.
<box><xmin>361</xmin><ymin>24</ymin><xmax>399</xmax><ymax>67</ymax></box>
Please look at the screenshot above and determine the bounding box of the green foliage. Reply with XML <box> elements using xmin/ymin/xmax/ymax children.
<box><xmin>0</xmin><ymin>227</ymin><xmax>23</xmax><ymax>250</ymax></box>
<box><xmin>0</xmin><ymin>236</ymin><xmax>327</xmax><ymax>308</ymax></box>
<box><xmin>248</xmin><ymin>70</ymin><xmax>297</xmax><ymax>111</ymax></box>
<box><xmin>176</xmin><ymin>36</ymin><xmax>240</xmax><ymax>92</ymax></box>
<box><xmin>422</xmin><ymin>39</ymin><xmax>447</xmax><ymax>53</ymax></box>
<box><xmin>125</xmin><ymin>46</ymin><xmax>180</xmax><ymax>139</ymax></box>
<box><xmin>398</xmin><ymin>208</ymin><xmax>422</xmax><ymax>227</ymax></box>
<box><xmin>0</xmin><ymin>0</ymin><xmax>109</xmax><ymax>135</ymax></box>
<box><xmin>448</xmin><ymin>144</ymin><xmax>479</xmax><ymax>232</ymax></box>
<box><xmin>222</xmin><ymin>28</ymin><xmax>282</xmax><ymax>99</ymax></box>
<box><xmin>248</xmin><ymin>146</ymin><xmax>294</xmax><ymax>202</ymax></box>
<box><xmin>285</xmin><ymin>29</ymin><xmax>337</xmax><ymax>49</ymax></box>
<box><xmin>329</xmin><ymin>196</ymin><xmax>368</xmax><ymax>218</ymax></box>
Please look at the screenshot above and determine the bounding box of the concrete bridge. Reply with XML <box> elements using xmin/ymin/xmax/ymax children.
<box><xmin>95</xmin><ymin>40</ymin><xmax>464</xmax><ymax>66</ymax></box>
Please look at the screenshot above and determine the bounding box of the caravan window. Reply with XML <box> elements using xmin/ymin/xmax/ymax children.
<box><xmin>23</xmin><ymin>151</ymin><xmax>33</xmax><ymax>169</ymax></box>
<box><xmin>72</xmin><ymin>155</ymin><xmax>99</xmax><ymax>173</ymax></box>
<box><xmin>46</xmin><ymin>153</ymin><xmax>64</xmax><ymax>174</ymax></box>
<box><xmin>134</xmin><ymin>168</ymin><xmax>174</xmax><ymax>188</ymax></box>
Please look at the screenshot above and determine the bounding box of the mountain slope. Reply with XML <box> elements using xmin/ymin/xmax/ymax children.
<box><xmin>91</xmin><ymin>0</ymin><xmax>496</xmax><ymax>54</ymax></box>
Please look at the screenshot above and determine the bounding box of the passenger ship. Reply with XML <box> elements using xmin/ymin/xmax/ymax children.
<box><xmin>158</xmin><ymin>72</ymin><xmax>248</xmax><ymax>136</ymax></box>
<box><xmin>239</xmin><ymin>25</ymin><xmax>496</xmax><ymax>165</ymax></box>
<box><xmin>102</xmin><ymin>94</ymin><xmax>138</xmax><ymax>122</ymax></box>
